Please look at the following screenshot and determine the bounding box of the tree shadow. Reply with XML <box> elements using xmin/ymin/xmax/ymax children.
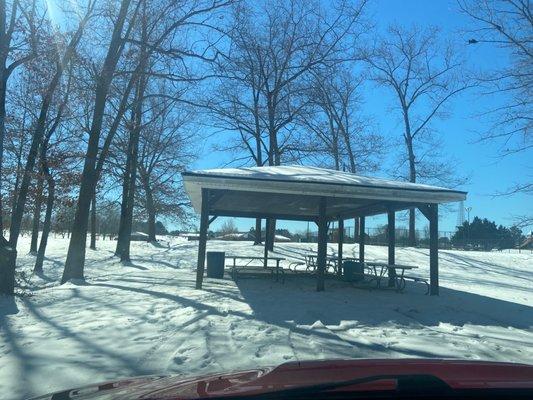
<box><xmin>120</xmin><ymin>260</ymin><xmax>149</xmax><ymax>270</ymax></box>
<box><xmin>89</xmin><ymin>281</ymin><xmax>437</xmax><ymax>358</ymax></box>
<box><xmin>33</xmin><ymin>271</ymin><xmax>55</xmax><ymax>282</ymax></box>
<box><xmin>234</xmin><ymin>278</ymin><xmax>533</xmax><ymax>330</ymax></box>
<box><xmin>20</xmin><ymin>296</ymin><xmax>150</xmax><ymax>376</ymax></box>
<box><xmin>133</xmin><ymin>256</ymin><xmax>178</xmax><ymax>270</ymax></box>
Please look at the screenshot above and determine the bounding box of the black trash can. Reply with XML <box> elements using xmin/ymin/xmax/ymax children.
<box><xmin>206</xmin><ymin>251</ymin><xmax>225</xmax><ymax>279</ymax></box>
<box><xmin>343</xmin><ymin>260</ymin><xmax>364</xmax><ymax>282</ymax></box>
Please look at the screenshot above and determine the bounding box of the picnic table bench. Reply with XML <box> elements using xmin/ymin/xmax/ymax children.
<box><xmin>364</xmin><ymin>261</ymin><xmax>428</xmax><ymax>293</ymax></box>
<box><xmin>226</xmin><ymin>255</ymin><xmax>285</xmax><ymax>282</ymax></box>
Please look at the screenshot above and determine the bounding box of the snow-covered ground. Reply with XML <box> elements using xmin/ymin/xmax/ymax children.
<box><xmin>1</xmin><ymin>235</ymin><xmax>532</xmax><ymax>399</ymax></box>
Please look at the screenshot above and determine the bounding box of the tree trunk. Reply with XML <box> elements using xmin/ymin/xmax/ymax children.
<box><xmin>29</xmin><ymin>174</ymin><xmax>44</xmax><ymax>254</ymax></box>
<box><xmin>0</xmin><ymin>64</ymin><xmax>6</xmax><ymax>235</ymax></box>
<box><xmin>115</xmin><ymin>149</ymin><xmax>132</xmax><ymax>257</ymax></box>
<box><xmin>253</xmin><ymin>106</ymin><xmax>262</xmax><ymax>246</ymax></box>
<box><xmin>120</xmin><ymin>119</ymin><xmax>140</xmax><ymax>262</ymax></box>
<box><xmin>62</xmin><ymin>0</ymin><xmax>133</xmax><ymax>283</ymax></box>
<box><xmin>9</xmin><ymin>126</ymin><xmax>25</xmax><ymax>221</ymax></box>
<box><xmin>90</xmin><ymin>194</ymin><xmax>96</xmax><ymax>250</ymax></box>
<box><xmin>34</xmin><ymin>177</ymin><xmax>54</xmax><ymax>275</ymax></box>
<box><xmin>120</xmin><ymin>73</ymin><xmax>146</xmax><ymax>261</ymax></box>
<box><xmin>10</xmin><ymin>96</ymin><xmax>56</xmax><ymax>249</ymax></box>
<box><xmin>146</xmin><ymin>209</ymin><xmax>156</xmax><ymax>242</ymax></box>
<box><xmin>266</xmin><ymin>92</ymin><xmax>279</xmax><ymax>251</ymax></box>
<box><xmin>404</xmin><ymin>113</ymin><xmax>417</xmax><ymax>247</ymax></box>
<box><xmin>119</xmin><ymin>5</ymin><xmax>147</xmax><ymax>262</ymax></box>
<box><xmin>408</xmin><ymin>208</ymin><xmax>416</xmax><ymax>246</ymax></box>
<box><xmin>0</xmin><ymin>56</ymin><xmax>11</xmax><ymax>274</ymax></box>
<box><xmin>143</xmin><ymin>176</ymin><xmax>156</xmax><ymax>242</ymax></box>
<box><xmin>339</xmin><ymin>124</ymin><xmax>356</xmax><ymax>174</ymax></box>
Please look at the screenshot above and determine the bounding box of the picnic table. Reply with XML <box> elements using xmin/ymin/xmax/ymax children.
<box><xmin>304</xmin><ymin>253</ymin><xmax>359</xmax><ymax>274</ymax></box>
<box><xmin>364</xmin><ymin>261</ymin><xmax>420</xmax><ymax>291</ymax></box>
<box><xmin>226</xmin><ymin>255</ymin><xmax>285</xmax><ymax>282</ymax></box>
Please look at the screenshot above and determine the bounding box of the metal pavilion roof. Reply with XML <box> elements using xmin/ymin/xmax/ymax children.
<box><xmin>182</xmin><ymin>166</ymin><xmax>466</xmax><ymax>221</ymax></box>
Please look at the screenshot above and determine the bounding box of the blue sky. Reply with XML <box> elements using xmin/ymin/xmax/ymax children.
<box><xmin>190</xmin><ymin>0</ymin><xmax>531</xmax><ymax>234</ymax></box>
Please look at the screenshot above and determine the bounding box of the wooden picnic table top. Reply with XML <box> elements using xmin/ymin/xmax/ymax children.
<box><xmin>364</xmin><ymin>261</ymin><xmax>418</xmax><ymax>270</ymax></box>
<box><xmin>305</xmin><ymin>253</ymin><xmax>353</xmax><ymax>259</ymax></box>
<box><xmin>305</xmin><ymin>254</ymin><xmax>359</xmax><ymax>261</ymax></box>
<box><xmin>225</xmin><ymin>255</ymin><xmax>285</xmax><ymax>261</ymax></box>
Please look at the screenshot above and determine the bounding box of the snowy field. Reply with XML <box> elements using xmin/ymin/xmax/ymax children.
<box><xmin>1</xmin><ymin>235</ymin><xmax>532</xmax><ymax>399</ymax></box>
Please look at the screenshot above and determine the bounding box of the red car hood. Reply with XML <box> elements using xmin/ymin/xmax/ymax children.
<box><xmin>32</xmin><ymin>359</ymin><xmax>533</xmax><ymax>399</ymax></box>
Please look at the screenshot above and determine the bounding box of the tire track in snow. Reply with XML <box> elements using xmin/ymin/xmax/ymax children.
<box><xmin>137</xmin><ymin>309</ymin><xmax>211</xmax><ymax>371</ymax></box>
<box><xmin>390</xmin><ymin>307</ymin><xmax>520</xmax><ymax>360</ymax></box>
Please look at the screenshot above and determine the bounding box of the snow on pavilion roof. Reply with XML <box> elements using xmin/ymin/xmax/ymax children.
<box><xmin>182</xmin><ymin>166</ymin><xmax>466</xmax><ymax>220</ymax></box>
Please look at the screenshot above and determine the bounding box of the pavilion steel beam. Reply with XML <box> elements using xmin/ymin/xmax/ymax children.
<box><xmin>207</xmin><ymin>190</ymin><xmax>226</xmax><ymax>208</ymax></box>
<box><xmin>337</xmin><ymin>218</ymin><xmax>344</xmax><ymax>277</ymax></box>
<box><xmin>332</xmin><ymin>201</ymin><xmax>418</xmax><ymax>221</ymax></box>
<box><xmin>316</xmin><ymin>197</ymin><xmax>327</xmax><ymax>292</ymax></box>
<box><xmin>209</xmin><ymin>209</ymin><xmax>317</xmax><ymax>222</ymax></box>
<box><xmin>418</xmin><ymin>203</ymin><xmax>439</xmax><ymax>295</ymax></box>
<box><xmin>359</xmin><ymin>216</ymin><xmax>365</xmax><ymax>262</ymax></box>
<box><xmin>196</xmin><ymin>188</ymin><xmax>209</xmax><ymax>289</ymax></box>
<box><xmin>387</xmin><ymin>208</ymin><xmax>396</xmax><ymax>287</ymax></box>
<box><xmin>417</xmin><ymin>204</ymin><xmax>431</xmax><ymax>220</ymax></box>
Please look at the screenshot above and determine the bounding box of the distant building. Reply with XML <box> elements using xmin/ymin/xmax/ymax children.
<box><xmin>216</xmin><ymin>232</ymin><xmax>255</xmax><ymax>241</ymax></box>
<box><xmin>178</xmin><ymin>232</ymin><xmax>200</xmax><ymax>241</ymax></box>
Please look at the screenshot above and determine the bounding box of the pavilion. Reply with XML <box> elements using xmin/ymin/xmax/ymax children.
<box><xmin>182</xmin><ymin>166</ymin><xmax>467</xmax><ymax>295</ymax></box>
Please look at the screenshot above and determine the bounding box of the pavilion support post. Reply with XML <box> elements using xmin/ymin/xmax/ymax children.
<box><xmin>428</xmin><ymin>203</ymin><xmax>439</xmax><ymax>295</ymax></box>
<box><xmin>387</xmin><ymin>209</ymin><xmax>396</xmax><ymax>287</ymax></box>
<box><xmin>316</xmin><ymin>197</ymin><xmax>327</xmax><ymax>291</ymax></box>
<box><xmin>196</xmin><ymin>188</ymin><xmax>209</xmax><ymax>289</ymax></box>
<box><xmin>337</xmin><ymin>218</ymin><xmax>344</xmax><ymax>277</ymax></box>
<box><xmin>359</xmin><ymin>216</ymin><xmax>365</xmax><ymax>262</ymax></box>
<box><xmin>267</xmin><ymin>218</ymin><xmax>275</xmax><ymax>251</ymax></box>
<box><xmin>254</xmin><ymin>218</ymin><xmax>262</xmax><ymax>245</ymax></box>
<box><xmin>353</xmin><ymin>217</ymin><xmax>359</xmax><ymax>244</ymax></box>
<box><xmin>264</xmin><ymin>218</ymin><xmax>271</xmax><ymax>267</ymax></box>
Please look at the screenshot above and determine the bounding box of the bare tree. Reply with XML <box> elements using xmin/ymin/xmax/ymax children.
<box><xmin>365</xmin><ymin>25</ymin><xmax>472</xmax><ymax>245</ymax></box>
<box><xmin>301</xmin><ymin>67</ymin><xmax>384</xmax><ymax>173</ymax></box>
<box><xmin>137</xmin><ymin>94</ymin><xmax>194</xmax><ymax>242</ymax></box>
<box><xmin>207</xmin><ymin>5</ymin><xmax>269</xmax><ymax>243</ymax></box>
<box><xmin>253</xmin><ymin>0</ymin><xmax>368</xmax><ymax>166</ymax></box>
<box><xmin>62</xmin><ymin>0</ymin><xmax>232</xmax><ymax>282</ymax></box>
<box><xmin>458</xmin><ymin>0</ymin><xmax>531</xmax><ymax>228</ymax></box>
<box><xmin>458</xmin><ymin>0</ymin><xmax>532</xmax><ymax>156</ymax></box>
<box><xmin>62</xmin><ymin>0</ymin><xmax>139</xmax><ymax>282</ymax></box>
<box><xmin>9</xmin><ymin>0</ymin><xmax>95</xmax><ymax>250</ymax></box>
<box><xmin>114</xmin><ymin>0</ymin><xmax>232</xmax><ymax>261</ymax></box>
<box><xmin>115</xmin><ymin>0</ymin><xmax>150</xmax><ymax>262</ymax></box>
<box><xmin>0</xmin><ymin>0</ymin><xmax>38</xmax><ymax>235</ymax></box>
<box><xmin>33</xmin><ymin>73</ymin><xmax>74</xmax><ymax>274</ymax></box>
<box><xmin>222</xmin><ymin>0</ymin><xmax>368</xmax><ymax>248</ymax></box>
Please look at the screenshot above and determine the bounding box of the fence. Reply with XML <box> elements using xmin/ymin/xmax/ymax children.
<box><xmin>274</xmin><ymin>226</ymin><xmax>531</xmax><ymax>253</ymax></box>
